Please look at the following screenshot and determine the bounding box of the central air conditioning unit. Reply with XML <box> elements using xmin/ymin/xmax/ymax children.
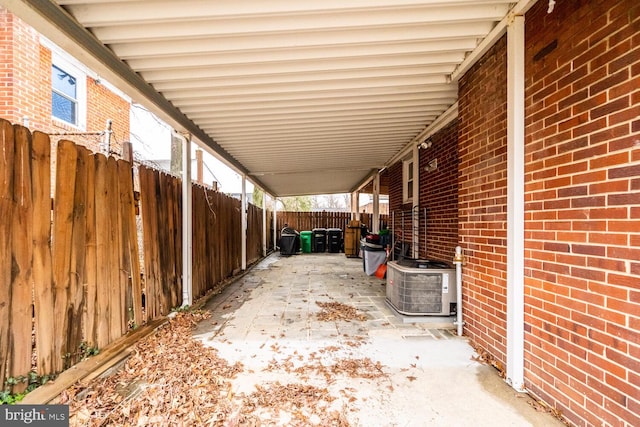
<box><xmin>386</xmin><ymin>259</ymin><xmax>457</xmax><ymax>316</ymax></box>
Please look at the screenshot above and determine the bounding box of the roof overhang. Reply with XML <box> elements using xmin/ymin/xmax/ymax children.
<box><xmin>0</xmin><ymin>0</ymin><xmax>526</xmax><ymax>197</ymax></box>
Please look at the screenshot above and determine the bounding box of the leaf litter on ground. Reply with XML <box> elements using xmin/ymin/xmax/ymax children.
<box><xmin>315</xmin><ymin>302</ymin><xmax>367</xmax><ymax>322</ymax></box>
<box><xmin>60</xmin><ymin>310</ymin><xmax>392</xmax><ymax>426</ymax></box>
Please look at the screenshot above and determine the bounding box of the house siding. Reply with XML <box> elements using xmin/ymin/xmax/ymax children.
<box><xmin>523</xmin><ymin>0</ymin><xmax>640</xmax><ymax>425</ymax></box>
<box><xmin>418</xmin><ymin>119</ymin><xmax>459</xmax><ymax>262</ymax></box>
<box><xmin>0</xmin><ymin>7</ymin><xmax>130</xmax><ymax>155</ymax></box>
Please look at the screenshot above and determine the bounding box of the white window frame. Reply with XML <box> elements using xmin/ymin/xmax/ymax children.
<box><xmin>51</xmin><ymin>52</ymin><xmax>87</xmax><ymax>130</ymax></box>
<box><xmin>402</xmin><ymin>156</ymin><xmax>414</xmax><ymax>204</ymax></box>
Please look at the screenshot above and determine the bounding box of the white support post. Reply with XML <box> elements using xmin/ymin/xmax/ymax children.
<box><xmin>180</xmin><ymin>132</ymin><xmax>193</xmax><ymax>307</ymax></box>
<box><xmin>372</xmin><ymin>174</ymin><xmax>380</xmax><ymax>233</ymax></box>
<box><xmin>241</xmin><ymin>175</ymin><xmax>247</xmax><ymax>271</ymax></box>
<box><xmin>412</xmin><ymin>144</ymin><xmax>420</xmax><ymax>259</ymax></box>
<box><xmin>350</xmin><ymin>191</ymin><xmax>359</xmax><ymax>221</ymax></box>
<box><xmin>262</xmin><ymin>192</ymin><xmax>267</xmax><ymax>257</ymax></box>
<box><xmin>506</xmin><ymin>14</ymin><xmax>525</xmax><ymax>391</ymax></box>
<box><xmin>273</xmin><ymin>198</ymin><xmax>278</xmax><ymax>249</ymax></box>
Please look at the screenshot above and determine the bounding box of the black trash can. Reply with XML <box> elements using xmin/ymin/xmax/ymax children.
<box><xmin>327</xmin><ymin>228</ymin><xmax>343</xmax><ymax>253</ymax></box>
<box><xmin>280</xmin><ymin>227</ymin><xmax>300</xmax><ymax>256</ymax></box>
<box><xmin>312</xmin><ymin>228</ymin><xmax>327</xmax><ymax>253</ymax></box>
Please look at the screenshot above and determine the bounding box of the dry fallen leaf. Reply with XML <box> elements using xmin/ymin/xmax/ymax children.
<box><xmin>61</xmin><ymin>311</ymin><xmax>243</xmax><ymax>427</ymax></box>
<box><xmin>316</xmin><ymin>301</ymin><xmax>368</xmax><ymax>322</ymax></box>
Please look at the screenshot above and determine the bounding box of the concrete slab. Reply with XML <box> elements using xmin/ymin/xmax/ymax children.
<box><xmin>193</xmin><ymin>252</ymin><xmax>564</xmax><ymax>426</ymax></box>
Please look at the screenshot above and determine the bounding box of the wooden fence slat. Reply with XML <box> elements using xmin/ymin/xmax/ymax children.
<box><xmin>173</xmin><ymin>176</ymin><xmax>182</xmax><ymax>309</ymax></box>
<box><xmin>52</xmin><ymin>140</ymin><xmax>78</xmax><ymax>372</ymax></box>
<box><xmin>198</xmin><ymin>186</ymin><xmax>207</xmax><ymax>297</ymax></box>
<box><xmin>0</xmin><ymin>119</ymin><xmax>15</xmax><ymax>390</ymax></box>
<box><xmin>106</xmin><ymin>157</ymin><xmax>122</xmax><ymax>342</ymax></box>
<box><xmin>117</xmin><ymin>159</ymin><xmax>142</xmax><ymax>330</ymax></box>
<box><xmin>219</xmin><ymin>192</ymin><xmax>226</xmax><ymax>280</ymax></box>
<box><xmin>32</xmin><ymin>131</ymin><xmax>54</xmax><ymax>376</ymax></box>
<box><xmin>160</xmin><ymin>172</ymin><xmax>172</xmax><ymax>313</ymax></box>
<box><xmin>84</xmin><ymin>155</ymin><xmax>97</xmax><ymax>349</ymax></box>
<box><xmin>93</xmin><ymin>154</ymin><xmax>111</xmax><ymax>349</ymax></box>
<box><xmin>9</xmin><ymin>125</ymin><xmax>34</xmax><ymax>393</ymax></box>
<box><xmin>156</xmin><ymin>172</ymin><xmax>168</xmax><ymax>314</ymax></box>
<box><xmin>214</xmin><ymin>190</ymin><xmax>223</xmax><ymax>284</ymax></box>
<box><xmin>66</xmin><ymin>146</ymin><xmax>89</xmax><ymax>367</ymax></box>
<box><xmin>192</xmin><ymin>186</ymin><xmax>202</xmax><ymax>298</ymax></box>
<box><xmin>139</xmin><ymin>167</ymin><xmax>151</xmax><ymax>319</ymax></box>
<box><xmin>115</xmin><ymin>160</ymin><xmax>133</xmax><ymax>333</ymax></box>
<box><xmin>144</xmin><ymin>167</ymin><xmax>160</xmax><ymax>319</ymax></box>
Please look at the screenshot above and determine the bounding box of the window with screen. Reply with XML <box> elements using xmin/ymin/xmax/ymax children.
<box><xmin>52</xmin><ymin>64</ymin><xmax>78</xmax><ymax>125</ymax></box>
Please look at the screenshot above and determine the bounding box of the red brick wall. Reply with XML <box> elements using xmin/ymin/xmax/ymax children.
<box><xmin>0</xmin><ymin>7</ymin><xmax>130</xmax><ymax>155</ymax></box>
<box><xmin>418</xmin><ymin>119</ymin><xmax>459</xmax><ymax>262</ymax></box>
<box><xmin>388</xmin><ymin>161</ymin><xmax>404</xmax><ymax>212</ymax></box>
<box><xmin>0</xmin><ymin>8</ymin><xmax>42</xmax><ymax>126</ymax></box>
<box><xmin>457</xmin><ymin>35</ymin><xmax>508</xmax><ymax>370</ymax></box>
<box><xmin>524</xmin><ymin>0</ymin><xmax>640</xmax><ymax>425</ymax></box>
<box><xmin>0</xmin><ymin>11</ymin><xmax>14</xmax><ymax>119</ymax></box>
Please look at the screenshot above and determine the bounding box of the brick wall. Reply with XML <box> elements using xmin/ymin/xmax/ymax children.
<box><xmin>0</xmin><ymin>7</ymin><xmax>130</xmax><ymax>155</ymax></box>
<box><xmin>524</xmin><ymin>0</ymin><xmax>640</xmax><ymax>425</ymax></box>
<box><xmin>418</xmin><ymin>119</ymin><xmax>459</xmax><ymax>262</ymax></box>
<box><xmin>457</xmin><ymin>35</ymin><xmax>509</xmax><ymax>370</ymax></box>
<box><xmin>388</xmin><ymin>161</ymin><xmax>404</xmax><ymax>212</ymax></box>
<box><xmin>0</xmin><ymin>9</ymin><xmax>42</xmax><ymax>126</ymax></box>
<box><xmin>0</xmin><ymin>11</ymin><xmax>14</xmax><ymax>119</ymax></box>
<box><xmin>388</xmin><ymin>157</ymin><xmax>413</xmax><ymax>252</ymax></box>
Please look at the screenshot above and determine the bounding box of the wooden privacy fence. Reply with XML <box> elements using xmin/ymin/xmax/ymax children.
<box><xmin>139</xmin><ymin>166</ymin><xmax>183</xmax><ymax>318</ymax></box>
<box><xmin>0</xmin><ymin>119</ymin><xmax>143</xmax><ymax>392</ymax></box>
<box><xmin>0</xmin><ymin>117</ymin><xmax>273</xmax><ymax>393</ymax></box>
<box><xmin>275</xmin><ymin>211</ymin><xmax>389</xmax><ymax>235</ymax></box>
<box><xmin>191</xmin><ymin>183</ymin><xmax>241</xmax><ymax>300</ymax></box>
<box><xmin>246</xmin><ymin>203</ymin><xmax>263</xmax><ymax>265</ymax></box>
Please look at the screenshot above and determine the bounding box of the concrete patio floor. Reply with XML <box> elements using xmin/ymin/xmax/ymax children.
<box><xmin>193</xmin><ymin>252</ymin><xmax>565</xmax><ymax>426</ymax></box>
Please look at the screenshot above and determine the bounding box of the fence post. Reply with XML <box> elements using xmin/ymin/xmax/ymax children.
<box><xmin>121</xmin><ymin>141</ymin><xmax>133</xmax><ymax>163</ymax></box>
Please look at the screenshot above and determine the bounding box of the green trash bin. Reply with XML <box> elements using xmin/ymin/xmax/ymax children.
<box><xmin>300</xmin><ymin>231</ymin><xmax>312</xmax><ymax>253</ymax></box>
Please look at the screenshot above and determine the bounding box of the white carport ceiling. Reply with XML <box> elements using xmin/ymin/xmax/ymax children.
<box><xmin>3</xmin><ymin>0</ymin><xmax>516</xmax><ymax>197</ymax></box>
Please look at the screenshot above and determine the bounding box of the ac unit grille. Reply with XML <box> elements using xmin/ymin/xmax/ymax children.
<box><xmin>386</xmin><ymin>261</ymin><xmax>456</xmax><ymax>316</ymax></box>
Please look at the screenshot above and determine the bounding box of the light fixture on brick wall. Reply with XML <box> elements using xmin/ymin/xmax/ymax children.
<box><xmin>419</xmin><ymin>137</ymin><xmax>432</xmax><ymax>150</ymax></box>
<box><xmin>424</xmin><ymin>158</ymin><xmax>438</xmax><ymax>172</ymax></box>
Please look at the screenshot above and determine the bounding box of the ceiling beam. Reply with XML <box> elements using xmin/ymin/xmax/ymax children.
<box><xmin>90</xmin><ymin>4</ymin><xmax>508</xmax><ymax>42</ymax></box>
<box><xmin>179</xmin><ymin>93</ymin><xmax>457</xmax><ymax>115</ymax></box>
<box><xmin>62</xmin><ymin>0</ymin><xmax>512</xmax><ymax>26</ymax></box>
<box><xmin>171</xmin><ymin>85</ymin><xmax>456</xmax><ymax>107</ymax></box>
<box><xmin>128</xmin><ymin>44</ymin><xmax>469</xmax><ymax>71</ymax></box>
<box><xmin>111</xmin><ymin>22</ymin><xmax>495</xmax><ymax>58</ymax></box>
<box><xmin>150</xmin><ymin>64</ymin><xmax>457</xmax><ymax>91</ymax></box>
